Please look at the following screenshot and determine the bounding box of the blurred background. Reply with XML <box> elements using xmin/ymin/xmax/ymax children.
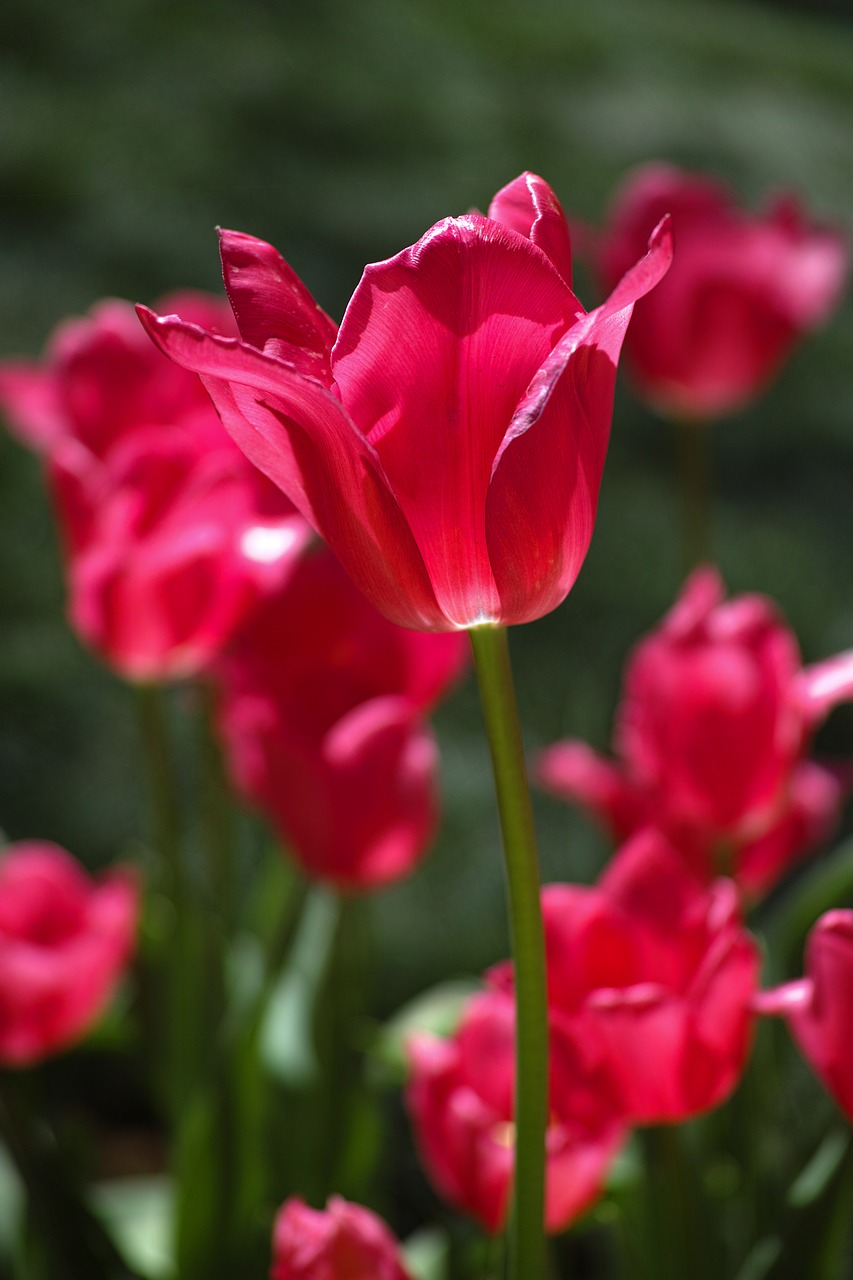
<box><xmin>3</xmin><ymin>0</ymin><xmax>853</xmax><ymax>1273</ymax></box>
<box><xmin>3</xmin><ymin>0</ymin><xmax>853</xmax><ymax>1000</ymax></box>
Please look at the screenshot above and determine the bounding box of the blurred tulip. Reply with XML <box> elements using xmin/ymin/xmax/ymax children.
<box><xmin>593</xmin><ymin>162</ymin><xmax>847</xmax><ymax>419</ymax></box>
<box><xmin>407</xmin><ymin>986</ymin><xmax>625</xmax><ymax>1233</ymax></box>
<box><xmin>271</xmin><ymin>1196</ymin><xmax>412</xmax><ymax>1280</ymax></box>
<box><xmin>0</xmin><ymin>842</ymin><xmax>138</xmax><ymax>1066</ymax></box>
<box><xmin>756</xmin><ymin>910</ymin><xmax>853</xmax><ymax>1121</ymax></box>
<box><xmin>216</xmin><ymin>547</ymin><xmax>467</xmax><ymax>889</ymax></box>
<box><xmin>139</xmin><ymin>172</ymin><xmax>672</xmax><ymax>632</ymax></box>
<box><xmin>0</xmin><ymin>295</ymin><xmax>309</xmax><ymax>681</ymax></box>
<box><xmin>538</xmin><ymin>830</ymin><xmax>759</xmax><ymax>1123</ymax></box>
<box><xmin>538</xmin><ymin>567</ymin><xmax>853</xmax><ymax>895</ymax></box>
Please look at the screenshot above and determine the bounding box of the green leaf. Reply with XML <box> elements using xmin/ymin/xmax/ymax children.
<box><xmin>260</xmin><ymin>888</ymin><xmax>340</xmax><ymax>1086</ymax></box>
<box><xmin>92</xmin><ymin>1177</ymin><xmax>173</xmax><ymax>1280</ymax></box>
<box><xmin>402</xmin><ymin>1227</ymin><xmax>450</xmax><ymax>1280</ymax></box>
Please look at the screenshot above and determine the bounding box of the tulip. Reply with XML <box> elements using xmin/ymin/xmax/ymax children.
<box><xmin>756</xmin><ymin>910</ymin><xmax>853</xmax><ymax>1121</ymax></box>
<box><xmin>537</xmin><ymin>567</ymin><xmax>853</xmax><ymax>895</ymax></box>
<box><xmin>592</xmin><ymin>162</ymin><xmax>847</xmax><ymax>419</ymax></box>
<box><xmin>0</xmin><ymin>294</ymin><xmax>308</xmax><ymax>681</ymax></box>
<box><xmin>271</xmin><ymin>1196</ymin><xmax>412</xmax><ymax>1280</ymax></box>
<box><xmin>215</xmin><ymin>547</ymin><xmax>467</xmax><ymax>889</ymax></box>
<box><xmin>138</xmin><ymin>172</ymin><xmax>672</xmax><ymax>632</ymax></box>
<box><xmin>536</xmin><ymin>829</ymin><xmax>759</xmax><ymax>1123</ymax></box>
<box><xmin>0</xmin><ymin>842</ymin><xmax>138</xmax><ymax>1066</ymax></box>
<box><xmin>406</xmin><ymin>987</ymin><xmax>626</xmax><ymax>1233</ymax></box>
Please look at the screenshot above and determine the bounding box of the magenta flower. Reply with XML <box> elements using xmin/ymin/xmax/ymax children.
<box><xmin>538</xmin><ymin>567</ymin><xmax>853</xmax><ymax>896</ymax></box>
<box><xmin>0</xmin><ymin>295</ymin><xmax>308</xmax><ymax>681</ymax></box>
<box><xmin>271</xmin><ymin>1196</ymin><xmax>412</xmax><ymax>1280</ymax></box>
<box><xmin>0</xmin><ymin>842</ymin><xmax>138</xmax><ymax>1067</ymax></box>
<box><xmin>537</xmin><ymin>830</ymin><xmax>759</xmax><ymax>1123</ymax></box>
<box><xmin>407</xmin><ymin>986</ymin><xmax>625</xmax><ymax>1233</ymax></box>
<box><xmin>215</xmin><ymin>547</ymin><xmax>467</xmax><ymax>889</ymax></box>
<box><xmin>756</xmin><ymin>911</ymin><xmax>853</xmax><ymax>1122</ymax></box>
<box><xmin>139</xmin><ymin>173</ymin><xmax>672</xmax><ymax>631</ymax></box>
<box><xmin>593</xmin><ymin>163</ymin><xmax>848</xmax><ymax>419</ymax></box>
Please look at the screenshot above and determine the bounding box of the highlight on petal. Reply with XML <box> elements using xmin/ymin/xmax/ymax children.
<box><xmin>218</xmin><ymin>228</ymin><xmax>337</xmax><ymax>378</ymax></box>
<box><xmin>798</xmin><ymin>650</ymin><xmax>853</xmax><ymax>724</ymax></box>
<box><xmin>488</xmin><ymin>172</ymin><xmax>574</xmax><ymax>285</ymax></box>
<box><xmin>332</xmin><ymin>213</ymin><xmax>580</xmax><ymax>627</ymax></box>
<box><xmin>484</xmin><ymin>217</ymin><xmax>673</xmax><ymax>623</ymax></box>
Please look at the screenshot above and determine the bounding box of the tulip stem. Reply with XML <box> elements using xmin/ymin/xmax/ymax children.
<box><xmin>469</xmin><ymin>625</ymin><xmax>548</xmax><ymax>1280</ymax></box>
<box><xmin>675</xmin><ymin>418</ymin><xmax>711</xmax><ymax>569</ymax></box>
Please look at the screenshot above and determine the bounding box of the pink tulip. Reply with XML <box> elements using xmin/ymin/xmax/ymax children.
<box><xmin>538</xmin><ymin>830</ymin><xmax>759</xmax><ymax>1123</ymax></box>
<box><xmin>593</xmin><ymin>163</ymin><xmax>847</xmax><ymax>419</ymax></box>
<box><xmin>0</xmin><ymin>295</ymin><xmax>308</xmax><ymax>681</ymax></box>
<box><xmin>271</xmin><ymin>1196</ymin><xmax>412</xmax><ymax>1280</ymax></box>
<box><xmin>407</xmin><ymin>987</ymin><xmax>625</xmax><ymax>1234</ymax></box>
<box><xmin>0</xmin><ymin>842</ymin><xmax>138</xmax><ymax>1066</ymax></box>
<box><xmin>756</xmin><ymin>910</ymin><xmax>853</xmax><ymax>1121</ymax></box>
<box><xmin>138</xmin><ymin>173</ymin><xmax>672</xmax><ymax>632</ymax></box>
<box><xmin>216</xmin><ymin>547</ymin><xmax>467</xmax><ymax>889</ymax></box>
<box><xmin>537</xmin><ymin>567</ymin><xmax>853</xmax><ymax>895</ymax></box>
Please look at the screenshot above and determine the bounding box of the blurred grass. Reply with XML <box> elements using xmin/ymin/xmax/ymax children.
<box><xmin>1</xmin><ymin>0</ymin><xmax>853</xmax><ymax>1015</ymax></box>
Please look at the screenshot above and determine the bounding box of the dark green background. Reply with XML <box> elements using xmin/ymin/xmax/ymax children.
<box><xmin>2</xmin><ymin>0</ymin><xmax>853</xmax><ymax>1008</ymax></box>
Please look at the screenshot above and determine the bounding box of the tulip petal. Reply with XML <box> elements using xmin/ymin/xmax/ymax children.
<box><xmin>485</xmin><ymin>218</ymin><xmax>673</xmax><ymax>623</ymax></box>
<box><xmin>488</xmin><ymin>172</ymin><xmax>574</xmax><ymax>285</ymax></box>
<box><xmin>331</xmin><ymin>214</ymin><xmax>580</xmax><ymax>627</ymax></box>
<box><xmin>535</xmin><ymin>739</ymin><xmax>649</xmax><ymax>838</ymax></box>
<box><xmin>218</xmin><ymin>229</ymin><xmax>337</xmax><ymax>380</ymax></box>
<box><xmin>137</xmin><ymin>308</ymin><xmax>443</xmax><ymax>630</ymax></box>
<box><xmin>0</xmin><ymin>363</ymin><xmax>64</xmax><ymax>450</ymax></box>
<box><xmin>798</xmin><ymin>650</ymin><xmax>853</xmax><ymax>724</ymax></box>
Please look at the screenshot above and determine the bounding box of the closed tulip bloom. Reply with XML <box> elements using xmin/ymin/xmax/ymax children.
<box><xmin>0</xmin><ymin>842</ymin><xmax>138</xmax><ymax>1066</ymax></box>
<box><xmin>538</xmin><ymin>567</ymin><xmax>853</xmax><ymax>895</ymax></box>
<box><xmin>271</xmin><ymin>1196</ymin><xmax>412</xmax><ymax>1280</ymax></box>
<box><xmin>539</xmin><ymin>830</ymin><xmax>759</xmax><ymax>1123</ymax></box>
<box><xmin>593</xmin><ymin>163</ymin><xmax>848</xmax><ymax>419</ymax></box>
<box><xmin>216</xmin><ymin>547</ymin><xmax>467</xmax><ymax>889</ymax></box>
<box><xmin>407</xmin><ymin>987</ymin><xmax>625</xmax><ymax>1233</ymax></box>
<box><xmin>139</xmin><ymin>173</ymin><xmax>672</xmax><ymax>632</ymax></box>
<box><xmin>0</xmin><ymin>295</ymin><xmax>308</xmax><ymax>681</ymax></box>
<box><xmin>756</xmin><ymin>910</ymin><xmax>853</xmax><ymax>1121</ymax></box>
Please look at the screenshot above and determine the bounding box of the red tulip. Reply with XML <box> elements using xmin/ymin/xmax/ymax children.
<box><xmin>756</xmin><ymin>911</ymin><xmax>853</xmax><ymax>1121</ymax></box>
<box><xmin>0</xmin><ymin>295</ymin><xmax>308</xmax><ymax>681</ymax></box>
<box><xmin>537</xmin><ymin>567</ymin><xmax>853</xmax><ymax>895</ymax></box>
<box><xmin>593</xmin><ymin>163</ymin><xmax>847</xmax><ymax>419</ymax></box>
<box><xmin>0</xmin><ymin>842</ymin><xmax>138</xmax><ymax>1066</ymax></box>
<box><xmin>271</xmin><ymin>1196</ymin><xmax>412</xmax><ymax>1280</ymax></box>
<box><xmin>138</xmin><ymin>173</ymin><xmax>672</xmax><ymax>632</ymax></box>
<box><xmin>406</xmin><ymin>987</ymin><xmax>625</xmax><ymax>1233</ymax></box>
<box><xmin>216</xmin><ymin>547</ymin><xmax>467</xmax><ymax>889</ymax></box>
<box><xmin>538</xmin><ymin>830</ymin><xmax>759</xmax><ymax>1123</ymax></box>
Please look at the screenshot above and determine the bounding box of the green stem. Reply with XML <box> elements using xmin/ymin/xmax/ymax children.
<box><xmin>135</xmin><ymin>685</ymin><xmax>185</xmax><ymax>920</ymax></box>
<box><xmin>675</xmin><ymin>417</ymin><xmax>712</xmax><ymax>570</ymax></box>
<box><xmin>469</xmin><ymin>625</ymin><xmax>548</xmax><ymax>1280</ymax></box>
<box><xmin>134</xmin><ymin>685</ymin><xmax>196</xmax><ymax>1119</ymax></box>
<box><xmin>0</xmin><ymin>1071</ymin><xmax>138</xmax><ymax>1280</ymax></box>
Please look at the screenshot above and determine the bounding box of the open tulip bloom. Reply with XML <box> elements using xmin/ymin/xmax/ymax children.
<box><xmin>538</xmin><ymin>567</ymin><xmax>853</xmax><ymax>896</ymax></box>
<box><xmin>138</xmin><ymin>172</ymin><xmax>672</xmax><ymax>632</ymax></box>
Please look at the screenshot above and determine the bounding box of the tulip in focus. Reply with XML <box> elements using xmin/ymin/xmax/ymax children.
<box><xmin>139</xmin><ymin>172</ymin><xmax>672</xmax><ymax>632</ymax></box>
<box><xmin>271</xmin><ymin>1196</ymin><xmax>412</xmax><ymax>1280</ymax></box>
<box><xmin>407</xmin><ymin>986</ymin><xmax>626</xmax><ymax>1232</ymax></box>
<box><xmin>0</xmin><ymin>295</ymin><xmax>309</xmax><ymax>681</ymax></box>
<box><xmin>538</xmin><ymin>567</ymin><xmax>853</xmax><ymax>896</ymax></box>
<box><xmin>0</xmin><ymin>841</ymin><xmax>138</xmax><ymax>1066</ymax></box>
<box><xmin>756</xmin><ymin>910</ymin><xmax>853</xmax><ymax>1122</ymax></box>
<box><xmin>592</xmin><ymin>162</ymin><xmax>848</xmax><ymax>419</ymax></box>
<box><xmin>532</xmin><ymin>829</ymin><xmax>759</xmax><ymax>1123</ymax></box>
<box><xmin>215</xmin><ymin>547</ymin><xmax>467</xmax><ymax>889</ymax></box>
